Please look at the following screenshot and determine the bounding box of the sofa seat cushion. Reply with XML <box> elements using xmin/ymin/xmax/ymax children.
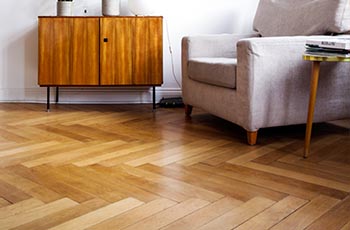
<box><xmin>254</xmin><ymin>0</ymin><xmax>350</xmax><ymax>37</ymax></box>
<box><xmin>188</xmin><ymin>57</ymin><xmax>237</xmax><ymax>89</ymax></box>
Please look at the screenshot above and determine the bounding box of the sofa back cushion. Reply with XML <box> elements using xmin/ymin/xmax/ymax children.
<box><xmin>253</xmin><ymin>0</ymin><xmax>350</xmax><ymax>37</ymax></box>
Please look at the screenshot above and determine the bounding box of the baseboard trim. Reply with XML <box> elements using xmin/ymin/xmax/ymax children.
<box><xmin>0</xmin><ymin>87</ymin><xmax>182</xmax><ymax>104</ymax></box>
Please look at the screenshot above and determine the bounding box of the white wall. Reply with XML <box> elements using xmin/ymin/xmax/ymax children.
<box><xmin>0</xmin><ymin>0</ymin><xmax>259</xmax><ymax>104</ymax></box>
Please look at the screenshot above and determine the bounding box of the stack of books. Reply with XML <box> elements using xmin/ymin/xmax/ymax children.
<box><xmin>305</xmin><ymin>36</ymin><xmax>350</xmax><ymax>57</ymax></box>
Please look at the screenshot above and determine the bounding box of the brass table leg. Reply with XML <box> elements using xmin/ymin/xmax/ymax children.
<box><xmin>304</xmin><ymin>61</ymin><xmax>321</xmax><ymax>158</ymax></box>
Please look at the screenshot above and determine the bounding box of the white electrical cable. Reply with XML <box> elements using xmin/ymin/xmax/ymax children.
<box><xmin>164</xmin><ymin>17</ymin><xmax>182</xmax><ymax>89</ymax></box>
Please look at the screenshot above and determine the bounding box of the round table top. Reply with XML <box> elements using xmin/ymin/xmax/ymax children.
<box><xmin>303</xmin><ymin>54</ymin><xmax>350</xmax><ymax>62</ymax></box>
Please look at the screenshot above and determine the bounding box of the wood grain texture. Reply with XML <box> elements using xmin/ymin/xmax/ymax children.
<box><xmin>100</xmin><ymin>17</ymin><xmax>133</xmax><ymax>85</ymax></box>
<box><xmin>133</xmin><ymin>17</ymin><xmax>163</xmax><ymax>85</ymax></box>
<box><xmin>38</xmin><ymin>17</ymin><xmax>99</xmax><ymax>86</ymax></box>
<box><xmin>0</xmin><ymin>103</ymin><xmax>349</xmax><ymax>229</ymax></box>
<box><xmin>39</xmin><ymin>16</ymin><xmax>162</xmax><ymax>87</ymax></box>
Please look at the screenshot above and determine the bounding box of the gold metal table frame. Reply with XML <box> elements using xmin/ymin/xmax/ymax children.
<box><xmin>303</xmin><ymin>54</ymin><xmax>350</xmax><ymax>158</ymax></box>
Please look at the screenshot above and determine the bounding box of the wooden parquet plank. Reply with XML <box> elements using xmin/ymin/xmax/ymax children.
<box><xmin>88</xmin><ymin>198</ymin><xmax>177</xmax><ymax>230</ymax></box>
<box><xmin>7</xmin><ymin>111</ymin><xmax>89</xmax><ymax>126</ymax></box>
<box><xmin>341</xmin><ymin>221</ymin><xmax>350</xmax><ymax>230</ymax></box>
<box><xmin>0</xmin><ymin>168</ymin><xmax>62</xmax><ymax>203</ymax></box>
<box><xmin>22</xmin><ymin>140</ymin><xmax>126</xmax><ymax>167</ymax></box>
<box><xmin>125</xmin><ymin>140</ymin><xmax>218</xmax><ymax>167</ymax></box>
<box><xmin>9</xmin><ymin>125</ymin><xmax>79</xmax><ymax>142</ymax></box>
<box><xmin>220</xmin><ymin>162</ymin><xmax>348</xmax><ymax>200</ymax></box>
<box><xmin>161</xmin><ymin>197</ymin><xmax>243</xmax><ymax>230</ymax></box>
<box><xmin>60</xmin><ymin>124</ymin><xmax>137</xmax><ymax>142</ymax></box>
<box><xmin>194</xmin><ymin>163</ymin><xmax>320</xmax><ymax>200</ymax></box>
<box><xmin>321</xmin><ymin>160</ymin><xmax>350</xmax><ymax>176</ymax></box>
<box><xmin>0</xmin><ymin>141</ymin><xmax>83</xmax><ymax>168</ymax></box>
<box><xmin>227</xmin><ymin>143</ymin><xmax>288</xmax><ymax>165</ymax></box>
<box><xmin>98</xmin><ymin>140</ymin><xmax>191</xmax><ymax>167</ymax></box>
<box><xmin>34</xmin><ymin>125</ymin><xmax>93</xmax><ymax>142</ymax></box>
<box><xmin>12</xmin><ymin>198</ymin><xmax>109</xmax><ymax>230</ymax></box>
<box><xmin>278</xmin><ymin>154</ymin><xmax>350</xmax><ymax>178</ymax></box>
<box><xmin>253</xmin><ymin>134</ymin><xmax>342</xmax><ymax>165</ymax></box>
<box><xmin>39</xmin><ymin>164</ymin><xmax>159</xmax><ymax>203</ymax></box>
<box><xmin>0</xmin><ymin>104</ymin><xmax>349</xmax><ymax>229</ymax></box>
<box><xmin>251</xmin><ymin>148</ymin><xmax>293</xmax><ymax>165</ymax></box>
<box><xmin>0</xmin><ymin>179</ymin><xmax>31</xmax><ymax>203</ymax></box>
<box><xmin>200</xmin><ymin>147</ymin><xmax>248</xmax><ymax>166</ymax></box>
<box><xmin>235</xmin><ymin>196</ymin><xmax>308</xmax><ymax>230</ymax></box>
<box><xmin>270</xmin><ymin>195</ymin><xmax>340</xmax><ymax>230</ymax></box>
<box><xmin>325</xmin><ymin>139</ymin><xmax>350</xmax><ymax>164</ymax></box>
<box><xmin>30</xmin><ymin>165</ymin><xmax>129</xmax><ymax>202</ymax></box>
<box><xmin>0</xmin><ymin>127</ymin><xmax>29</xmax><ymax>142</ymax></box>
<box><xmin>73</xmin><ymin>141</ymin><xmax>168</xmax><ymax>167</ymax></box>
<box><xmin>116</xmin><ymin>164</ymin><xmax>224</xmax><ymax>202</ymax></box>
<box><xmin>61</xmin><ymin>141</ymin><xmax>143</xmax><ymax>165</ymax></box>
<box><xmin>0</xmin><ymin>198</ymin><xmax>78</xmax><ymax>229</ymax></box>
<box><xmin>303</xmin><ymin>137</ymin><xmax>349</xmax><ymax>163</ymax></box>
<box><xmin>270</xmin><ymin>160</ymin><xmax>350</xmax><ymax>184</ymax></box>
<box><xmin>242</xmin><ymin>161</ymin><xmax>350</xmax><ymax>192</ymax></box>
<box><xmin>0</xmin><ymin>141</ymin><xmax>59</xmax><ymax>158</ymax></box>
<box><xmin>7</xmin><ymin>165</ymin><xmax>96</xmax><ymax>203</ymax></box>
<box><xmin>0</xmin><ymin>142</ymin><xmax>21</xmax><ymax>152</ymax></box>
<box><xmin>151</xmin><ymin>140</ymin><xmax>231</xmax><ymax>166</ymax></box>
<box><xmin>100</xmin><ymin>123</ymin><xmax>169</xmax><ymax>142</ymax></box>
<box><xmin>60</xmin><ymin>111</ymin><xmax>135</xmax><ymax>126</ymax></box>
<box><xmin>49</xmin><ymin>197</ymin><xmax>144</xmax><ymax>230</ymax></box>
<box><xmin>177</xmin><ymin>146</ymin><xmax>239</xmax><ymax>166</ymax></box>
<box><xmin>122</xmin><ymin>198</ymin><xmax>209</xmax><ymax>230</ymax></box>
<box><xmin>0</xmin><ymin>198</ymin><xmax>44</xmax><ymax>219</ymax></box>
<box><xmin>69</xmin><ymin>164</ymin><xmax>162</xmax><ymax>203</ymax></box>
<box><xmin>198</xmin><ymin>197</ymin><xmax>275</xmax><ymax>230</ymax></box>
<box><xmin>0</xmin><ymin>198</ymin><xmax>11</xmax><ymax>208</ymax></box>
<box><xmin>306</xmin><ymin>196</ymin><xmax>350</xmax><ymax>230</ymax></box>
<box><xmin>140</xmin><ymin>163</ymin><xmax>286</xmax><ymax>202</ymax></box>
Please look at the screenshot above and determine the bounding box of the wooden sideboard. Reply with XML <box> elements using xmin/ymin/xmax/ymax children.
<box><xmin>38</xmin><ymin>16</ymin><xmax>163</xmax><ymax>110</ymax></box>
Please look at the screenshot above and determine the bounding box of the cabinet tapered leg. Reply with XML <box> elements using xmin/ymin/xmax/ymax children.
<box><xmin>56</xmin><ymin>87</ymin><xmax>59</xmax><ymax>104</ymax></box>
<box><xmin>153</xmin><ymin>86</ymin><xmax>156</xmax><ymax>110</ymax></box>
<box><xmin>46</xmin><ymin>87</ymin><xmax>50</xmax><ymax>112</ymax></box>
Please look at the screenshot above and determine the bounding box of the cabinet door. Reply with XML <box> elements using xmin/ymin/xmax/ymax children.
<box><xmin>133</xmin><ymin>17</ymin><xmax>163</xmax><ymax>85</ymax></box>
<box><xmin>38</xmin><ymin>17</ymin><xmax>99</xmax><ymax>86</ymax></box>
<box><xmin>100</xmin><ymin>18</ymin><xmax>133</xmax><ymax>85</ymax></box>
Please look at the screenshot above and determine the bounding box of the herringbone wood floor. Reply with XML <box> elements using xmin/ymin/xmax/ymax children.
<box><xmin>0</xmin><ymin>103</ymin><xmax>349</xmax><ymax>230</ymax></box>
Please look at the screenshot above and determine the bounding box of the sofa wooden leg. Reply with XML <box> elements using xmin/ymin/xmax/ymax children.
<box><xmin>185</xmin><ymin>104</ymin><xmax>193</xmax><ymax>117</ymax></box>
<box><xmin>247</xmin><ymin>130</ymin><xmax>258</xmax><ymax>145</ymax></box>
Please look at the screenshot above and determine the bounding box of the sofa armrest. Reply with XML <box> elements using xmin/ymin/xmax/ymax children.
<box><xmin>236</xmin><ymin>35</ymin><xmax>349</xmax><ymax>129</ymax></box>
<box><xmin>182</xmin><ymin>33</ymin><xmax>259</xmax><ymax>89</ymax></box>
<box><xmin>182</xmin><ymin>33</ymin><xmax>259</xmax><ymax>59</ymax></box>
<box><xmin>236</xmin><ymin>35</ymin><xmax>318</xmax><ymax>94</ymax></box>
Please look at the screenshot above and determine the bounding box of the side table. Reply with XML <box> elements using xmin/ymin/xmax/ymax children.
<box><xmin>303</xmin><ymin>54</ymin><xmax>350</xmax><ymax>158</ymax></box>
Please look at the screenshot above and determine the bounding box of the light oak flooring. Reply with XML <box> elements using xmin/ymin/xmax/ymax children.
<box><xmin>0</xmin><ymin>103</ymin><xmax>349</xmax><ymax>230</ymax></box>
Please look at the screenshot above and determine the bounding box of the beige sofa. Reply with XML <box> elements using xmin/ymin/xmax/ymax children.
<box><xmin>182</xmin><ymin>0</ymin><xmax>350</xmax><ymax>144</ymax></box>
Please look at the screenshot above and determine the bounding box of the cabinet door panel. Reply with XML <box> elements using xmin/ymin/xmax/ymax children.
<box><xmin>100</xmin><ymin>18</ymin><xmax>133</xmax><ymax>85</ymax></box>
<box><xmin>133</xmin><ymin>17</ymin><xmax>163</xmax><ymax>85</ymax></box>
<box><xmin>38</xmin><ymin>17</ymin><xmax>99</xmax><ymax>86</ymax></box>
<box><xmin>71</xmin><ymin>18</ymin><xmax>100</xmax><ymax>85</ymax></box>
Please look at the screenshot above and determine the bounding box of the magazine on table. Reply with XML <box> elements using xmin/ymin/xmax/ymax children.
<box><xmin>305</xmin><ymin>35</ymin><xmax>350</xmax><ymax>57</ymax></box>
<box><xmin>305</xmin><ymin>50</ymin><xmax>350</xmax><ymax>58</ymax></box>
<box><xmin>306</xmin><ymin>35</ymin><xmax>350</xmax><ymax>50</ymax></box>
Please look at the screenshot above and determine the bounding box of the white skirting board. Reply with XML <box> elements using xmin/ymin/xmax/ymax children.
<box><xmin>0</xmin><ymin>87</ymin><xmax>182</xmax><ymax>104</ymax></box>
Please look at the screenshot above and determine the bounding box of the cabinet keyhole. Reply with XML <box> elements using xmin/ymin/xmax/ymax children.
<box><xmin>103</xmin><ymin>38</ymin><xmax>108</xmax><ymax>42</ymax></box>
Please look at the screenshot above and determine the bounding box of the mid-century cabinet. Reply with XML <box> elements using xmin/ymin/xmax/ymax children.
<box><xmin>38</xmin><ymin>16</ymin><xmax>163</xmax><ymax>110</ymax></box>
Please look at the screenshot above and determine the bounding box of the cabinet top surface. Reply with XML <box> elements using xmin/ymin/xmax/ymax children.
<box><xmin>38</xmin><ymin>16</ymin><xmax>163</xmax><ymax>19</ymax></box>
